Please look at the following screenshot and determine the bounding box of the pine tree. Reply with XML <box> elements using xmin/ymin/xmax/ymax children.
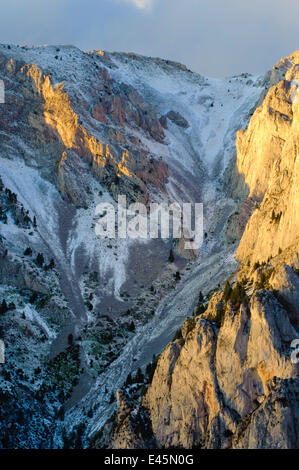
<box><xmin>173</xmin><ymin>328</ymin><xmax>183</xmax><ymax>341</ymax></box>
<box><xmin>35</xmin><ymin>253</ymin><xmax>44</xmax><ymax>267</ymax></box>
<box><xmin>109</xmin><ymin>392</ymin><xmax>115</xmax><ymax>404</ymax></box>
<box><xmin>135</xmin><ymin>367</ymin><xmax>144</xmax><ymax>383</ymax></box>
<box><xmin>223</xmin><ymin>281</ymin><xmax>232</xmax><ymax>301</ymax></box>
<box><xmin>125</xmin><ymin>373</ymin><xmax>133</xmax><ymax>386</ymax></box>
<box><xmin>68</xmin><ymin>334</ymin><xmax>73</xmax><ymax>346</ymax></box>
<box><xmin>253</xmin><ymin>261</ymin><xmax>260</xmax><ymax>271</ymax></box>
<box><xmin>29</xmin><ymin>292</ymin><xmax>38</xmax><ymax>304</ymax></box>
<box><xmin>0</xmin><ymin>299</ymin><xmax>8</xmax><ymax>314</ymax></box>
<box><xmin>48</xmin><ymin>258</ymin><xmax>55</xmax><ymax>269</ymax></box>
<box><xmin>195</xmin><ymin>303</ymin><xmax>205</xmax><ymax>316</ymax></box>
<box><xmin>230</xmin><ymin>283</ymin><xmax>241</xmax><ymax>305</ymax></box>
<box><xmin>145</xmin><ymin>355</ymin><xmax>158</xmax><ymax>382</ymax></box>
<box><xmin>230</xmin><ymin>282</ymin><xmax>247</xmax><ymax>307</ymax></box>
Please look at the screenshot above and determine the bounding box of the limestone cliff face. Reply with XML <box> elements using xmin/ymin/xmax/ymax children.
<box><xmin>143</xmin><ymin>283</ymin><xmax>298</xmax><ymax>449</ymax></box>
<box><xmin>235</xmin><ymin>51</ymin><xmax>299</xmax><ymax>266</ymax></box>
<box><xmin>111</xmin><ymin>52</ymin><xmax>299</xmax><ymax>450</ymax></box>
<box><xmin>1</xmin><ymin>44</ymin><xmax>298</xmax><ymax>449</ymax></box>
<box><xmin>110</xmin><ymin>390</ymin><xmax>156</xmax><ymax>449</ymax></box>
<box><xmin>0</xmin><ymin>48</ymin><xmax>168</xmax><ymax>208</ymax></box>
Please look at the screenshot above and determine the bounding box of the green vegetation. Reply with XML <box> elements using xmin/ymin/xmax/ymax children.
<box><xmin>205</xmin><ymin>303</ymin><xmax>225</xmax><ymax>326</ymax></box>
<box><xmin>45</xmin><ymin>344</ymin><xmax>80</xmax><ymax>400</ymax></box>
<box><xmin>185</xmin><ymin>317</ymin><xmax>196</xmax><ymax>335</ymax></box>
<box><xmin>135</xmin><ymin>367</ymin><xmax>144</xmax><ymax>383</ymax></box>
<box><xmin>0</xmin><ymin>298</ymin><xmax>16</xmax><ymax>314</ymax></box>
<box><xmin>125</xmin><ymin>373</ymin><xmax>133</xmax><ymax>386</ymax></box>
<box><xmin>253</xmin><ymin>261</ymin><xmax>260</xmax><ymax>271</ymax></box>
<box><xmin>35</xmin><ymin>253</ymin><xmax>44</xmax><ymax>268</ymax></box>
<box><xmin>68</xmin><ymin>334</ymin><xmax>74</xmax><ymax>346</ymax></box>
<box><xmin>223</xmin><ymin>281</ymin><xmax>232</xmax><ymax>301</ymax></box>
<box><xmin>168</xmin><ymin>248</ymin><xmax>174</xmax><ymax>263</ymax></box>
<box><xmin>255</xmin><ymin>267</ymin><xmax>273</xmax><ymax>291</ymax></box>
<box><xmin>271</xmin><ymin>210</ymin><xmax>282</xmax><ymax>223</ymax></box>
<box><xmin>29</xmin><ymin>291</ymin><xmax>38</xmax><ymax>304</ymax></box>
<box><xmin>229</xmin><ymin>282</ymin><xmax>249</xmax><ymax>307</ymax></box>
<box><xmin>195</xmin><ymin>302</ymin><xmax>206</xmax><ymax>316</ymax></box>
<box><xmin>45</xmin><ymin>258</ymin><xmax>55</xmax><ymax>270</ymax></box>
<box><xmin>172</xmin><ymin>328</ymin><xmax>183</xmax><ymax>341</ymax></box>
<box><xmin>0</xmin><ymin>299</ymin><xmax>8</xmax><ymax>315</ymax></box>
<box><xmin>145</xmin><ymin>354</ymin><xmax>159</xmax><ymax>382</ymax></box>
<box><xmin>109</xmin><ymin>392</ymin><xmax>115</xmax><ymax>404</ymax></box>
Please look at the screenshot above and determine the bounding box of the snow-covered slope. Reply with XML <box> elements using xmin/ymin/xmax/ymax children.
<box><xmin>0</xmin><ymin>43</ymin><xmax>268</xmax><ymax>448</ymax></box>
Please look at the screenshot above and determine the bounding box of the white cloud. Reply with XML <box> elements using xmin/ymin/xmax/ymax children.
<box><xmin>118</xmin><ymin>0</ymin><xmax>155</xmax><ymax>10</ymax></box>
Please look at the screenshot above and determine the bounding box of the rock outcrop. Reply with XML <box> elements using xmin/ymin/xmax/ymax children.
<box><xmin>111</xmin><ymin>52</ymin><xmax>299</xmax><ymax>450</ymax></box>
<box><xmin>1</xmin><ymin>44</ymin><xmax>298</xmax><ymax>450</ymax></box>
<box><xmin>139</xmin><ymin>277</ymin><xmax>299</xmax><ymax>449</ymax></box>
<box><xmin>235</xmin><ymin>51</ymin><xmax>299</xmax><ymax>267</ymax></box>
<box><xmin>0</xmin><ymin>47</ymin><xmax>169</xmax><ymax>208</ymax></box>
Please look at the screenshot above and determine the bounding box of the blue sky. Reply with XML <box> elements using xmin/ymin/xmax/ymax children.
<box><xmin>0</xmin><ymin>0</ymin><xmax>298</xmax><ymax>77</ymax></box>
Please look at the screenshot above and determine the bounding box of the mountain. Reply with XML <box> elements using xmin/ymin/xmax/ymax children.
<box><xmin>0</xmin><ymin>44</ymin><xmax>297</xmax><ymax>449</ymax></box>
<box><xmin>111</xmin><ymin>51</ymin><xmax>299</xmax><ymax>450</ymax></box>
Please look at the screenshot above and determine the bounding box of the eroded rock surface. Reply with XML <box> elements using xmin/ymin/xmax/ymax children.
<box><xmin>111</xmin><ymin>51</ymin><xmax>299</xmax><ymax>450</ymax></box>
